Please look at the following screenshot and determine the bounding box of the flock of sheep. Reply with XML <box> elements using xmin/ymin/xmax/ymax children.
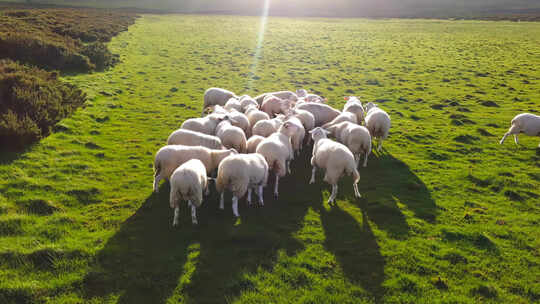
<box><xmin>153</xmin><ymin>87</ymin><xmax>391</xmax><ymax>227</ymax></box>
<box><xmin>153</xmin><ymin>87</ymin><xmax>539</xmax><ymax>227</ymax></box>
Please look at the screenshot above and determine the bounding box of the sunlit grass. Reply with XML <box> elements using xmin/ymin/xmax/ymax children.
<box><xmin>0</xmin><ymin>15</ymin><xmax>539</xmax><ymax>303</ymax></box>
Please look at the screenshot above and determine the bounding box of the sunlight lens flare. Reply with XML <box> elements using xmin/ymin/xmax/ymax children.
<box><xmin>247</xmin><ymin>0</ymin><xmax>270</xmax><ymax>90</ymax></box>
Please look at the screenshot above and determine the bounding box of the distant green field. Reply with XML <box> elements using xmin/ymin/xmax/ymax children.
<box><xmin>1</xmin><ymin>15</ymin><xmax>539</xmax><ymax>303</ymax></box>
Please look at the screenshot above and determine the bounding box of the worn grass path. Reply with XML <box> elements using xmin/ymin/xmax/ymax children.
<box><xmin>0</xmin><ymin>15</ymin><xmax>539</xmax><ymax>303</ymax></box>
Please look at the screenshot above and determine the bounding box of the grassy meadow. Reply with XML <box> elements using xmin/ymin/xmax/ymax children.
<box><xmin>0</xmin><ymin>14</ymin><xmax>539</xmax><ymax>303</ymax></box>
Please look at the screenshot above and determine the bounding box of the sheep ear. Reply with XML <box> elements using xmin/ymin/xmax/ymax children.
<box><xmin>229</xmin><ymin>148</ymin><xmax>238</xmax><ymax>154</ymax></box>
<box><xmin>322</xmin><ymin>129</ymin><xmax>331</xmax><ymax>135</ymax></box>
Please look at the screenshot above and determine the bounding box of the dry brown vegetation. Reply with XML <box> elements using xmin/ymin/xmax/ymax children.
<box><xmin>0</xmin><ymin>4</ymin><xmax>137</xmax><ymax>149</ymax></box>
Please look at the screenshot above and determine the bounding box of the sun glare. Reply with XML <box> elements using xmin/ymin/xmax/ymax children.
<box><xmin>247</xmin><ymin>0</ymin><xmax>270</xmax><ymax>91</ymax></box>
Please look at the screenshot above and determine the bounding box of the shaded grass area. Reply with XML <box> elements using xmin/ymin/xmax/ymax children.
<box><xmin>0</xmin><ymin>15</ymin><xmax>539</xmax><ymax>303</ymax></box>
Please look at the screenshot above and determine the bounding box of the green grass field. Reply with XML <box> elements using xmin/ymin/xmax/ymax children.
<box><xmin>0</xmin><ymin>15</ymin><xmax>539</xmax><ymax>303</ymax></box>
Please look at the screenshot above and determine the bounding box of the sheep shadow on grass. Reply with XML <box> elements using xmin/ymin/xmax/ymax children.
<box><xmin>361</xmin><ymin>151</ymin><xmax>437</xmax><ymax>237</ymax></box>
<box><xmin>82</xmin><ymin>150</ymin><xmax>316</xmax><ymax>303</ymax></box>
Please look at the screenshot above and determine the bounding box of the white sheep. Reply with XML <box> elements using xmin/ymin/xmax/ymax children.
<box><xmin>285</xmin><ymin>116</ymin><xmax>306</xmax><ymax>156</ymax></box>
<box><xmin>261</xmin><ymin>95</ymin><xmax>291</xmax><ymax>118</ymax></box>
<box><xmin>251</xmin><ymin>115</ymin><xmax>285</xmax><ymax>138</ymax></box>
<box><xmin>364</xmin><ymin>102</ymin><xmax>378</xmax><ymax>113</ymax></box>
<box><xmin>215</xmin><ymin>119</ymin><xmax>247</xmax><ymax>153</ymax></box>
<box><xmin>309</xmin><ymin>127</ymin><xmax>361</xmax><ymax>204</ymax></box>
<box><xmin>169</xmin><ymin>159</ymin><xmax>208</xmax><ymax>227</ymax></box>
<box><xmin>224</xmin><ymin>97</ymin><xmax>243</xmax><ymax>112</ymax></box>
<box><xmin>343</xmin><ymin>96</ymin><xmax>365</xmax><ymax>124</ymax></box>
<box><xmin>167</xmin><ymin>129</ymin><xmax>224</xmax><ymax>150</ymax></box>
<box><xmin>153</xmin><ymin>145</ymin><xmax>237</xmax><ymax>192</ymax></box>
<box><xmin>213</xmin><ymin>106</ymin><xmax>251</xmax><ymax>137</ymax></box>
<box><xmin>296</xmin><ymin>102</ymin><xmax>341</xmax><ymax>127</ymax></box>
<box><xmin>500</xmin><ymin>113</ymin><xmax>540</xmax><ymax>147</ymax></box>
<box><xmin>203</xmin><ymin>88</ymin><xmax>237</xmax><ymax>115</ymax></box>
<box><xmin>256</xmin><ymin>121</ymin><xmax>299</xmax><ymax>198</ymax></box>
<box><xmin>245</xmin><ymin>105</ymin><xmax>271</xmax><ymax>129</ymax></box>
<box><xmin>326</xmin><ymin>122</ymin><xmax>372</xmax><ymax>167</ymax></box>
<box><xmin>216</xmin><ymin>153</ymin><xmax>269</xmax><ymax>217</ymax></box>
<box><xmin>255</xmin><ymin>91</ymin><xmax>298</xmax><ymax>105</ymax></box>
<box><xmin>364</xmin><ymin>105</ymin><xmax>391</xmax><ymax>152</ymax></box>
<box><xmin>321</xmin><ymin>111</ymin><xmax>358</xmax><ymax>129</ymax></box>
<box><xmin>181</xmin><ymin>113</ymin><xmax>226</xmax><ymax>135</ymax></box>
<box><xmin>296</xmin><ymin>89</ymin><xmax>308</xmax><ymax>98</ymax></box>
<box><xmin>290</xmin><ymin>108</ymin><xmax>315</xmax><ymax>132</ymax></box>
<box><xmin>239</xmin><ymin>96</ymin><xmax>259</xmax><ymax>112</ymax></box>
<box><xmin>247</xmin><ymin>135</ymin><xmax>265</xmax><ymax>153</ymax></box>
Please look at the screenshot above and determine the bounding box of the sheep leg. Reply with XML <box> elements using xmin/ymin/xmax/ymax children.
<box><xmin>153</xmin><ymin>174</ymin><xmax>162</xmax><ymax>193</ymax></box>
<box><xmin>205</xmin><ymin>185</ymin><xmax>210</xmax><ymax>196</ymax></box>
<box><xmin>328</xmin><ymin>184</ymin><xmax>338</xmax><ymax>205</ymax></box>
<box><xmin>377</xmin><ymin>139</ymin><xmax>383</xmax><ymax>152</ymax></box>
<box><xmin>363</xmin><ymin>151</ymin><xmax>369</xmax><ymax>167</ymax></box>
<box><xmin>274</xmin><ymin>175</ymin><xmax>280</xmax><ymax>198</ymax></box>
<box><xmin>219</xmin><ymin>193</ymin><xmax>225</xmax><ymax>210</ymax></box>
<box><xmin>514</xmin><ymin>134</ymin><xmax>519</xmax><ymax>145</ymax></box>
<box><xmin>258</xmin><ymin>185</ymin><xmax>264</xmax><ymax>206</ymax></box>
<box><xmin>354</xmin><ymin>154</ymin><xmax>360</xmax><ymax>167</ymax></box>
<box><xmin>232</xmin><ymin>196</ymin><xmax>240</xmax><ymax>217</ymax></box>
<box><xmin>353</xmin><ymin>183</ymin><xmax>361</xmax><ymax>198</ymax></box>
<box><xmin>309</xmin><ymin>166</ymin><xmax>316</xmax><ymax>184</ymax></box>
<box><xmin>173</xmin><ymin>206</ymin><xmax>180</xmax><ymax>227</ymax></box>
<box><xmin>189</xmin><ymin>200</ymin><xmax>198</xmax><ymax>225</ymax></box>
<box><xmin>247</xmin><ymin>188</ymin><xmax>252</xmax><ymax>205</ymax></box>
<box><xmin>286</xmin><ymin>160</ymin><xmax>291</xmax><ymax>174</ymax></box>
<box><xmin>500</xmin><ymin>124</ymin><xmax>520</xmax><ymax>145</ymax></box>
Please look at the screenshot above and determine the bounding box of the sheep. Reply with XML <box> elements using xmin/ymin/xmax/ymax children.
<box><xmin>321</xmin><ymin>111</ymin><xmax>358</xmax><ymax>129</ymax></box>
<box><xmin>305</xmin><ymin>94</ymin><xmax>326</xmax><ymax>103</ymax></box>
<box><xmin>212</xmin><ymin>106</ymin><xmax>251</xmax><ymax>137</ymax></box>
<box><xmin>296</xmin><ymin>102</ymin><xmax>341</xmax><ymax>127</ymax></box>
<box><xmin>285</xmin><ymin>116</ymin><xmax>306</xmax><ymax>156</ymax></box>
<box><xmin>296</xmin><ymin>89</ymin><xmax>308</xmax><ymax>98</ymax></box>
<box><xmin>238</xmin><ymin>96</ymin><xmax>259</xmax><ymax>112</ymax></box>
<box><xmin>167</xmin><ymin>129</ymin><xmax>224</xmax><ymax>150</ymax></box>
<box><xmin>499</xmin><ymin>113</ymin><xmax>540</xmax><ymax>147</ymax></box>
<box><xmin>224</xmin><ymin>97</ymin><xmax>243</xmax><ymax>112</ymax></box>
<box><xmin>181</xmin><ymin>113</ymin><xmax>226</xmax><ymax>135</ymax></box>
<box><xmin>256</xmin><ymin>121</ymin><xmax>299</xmax><ymax>198</ymax></box>
<box><xmin>326</xmin><ymin>122</ymin><xmax>372</xmax><ymax>167</ymax></box>
<box><xmin>153</xmin><ymin>145</ymin><xmax>237</xmax><ymax>192</ymax></box>
<box><xmin>245</xmin><ymin>105</ymin><xmax>271</xmax><ymax>129</ymax></box>
<box><xmin>309</xmin><ymin>127</ymin><xmax>361</xmax><ymax>204</ymax></box>
<box><xmin>343</xmin><ymin>96</ymin><xmax>365</xmax><ymax>124</ymax></box>
<box><xmin>215</xmin><ymin>119</ymin><xmax>247</xmax><ymax>153</ymax></box>
<box><xmin>364</xmin><ymin>105</ymin><xmax>391</xmax><ymax>152</ymax></box>
<box><xmin>254</xmin><ymin>91</ymin><xmax>298</xmax><ymax>105</ymax></box>
<box><xmin>364</xmin><ymin>102</ymin><xmax>378</xmax><ymax>113</ymax></box>
<box><xmin>169</xmin><ymin>159</ymin><xmax>208</xmax><ymax>227</ymax></box>
<box><xmin>203</xmin><ymin>88</ymin><xmax>237</xmax><ymax>116</ymax></box>
<box><xmin>251</xmin><ymin>115</ymin><xmax>285</xmax><ymax>138</ymax></box>
<box><xmin>289</xmin><ymin>108</ymin><xmax>315</xmax><ymax>132</ymax></box>
<box><xmin>247</xmin><ymin>135</ymin><xmax>265</xmax><ymax>153</ymax></box>
<box><xmin>261</xmin><ymin>95</ymin><xmax>291</xmax><ymax>118</ymax></box>
<box><xmin>216</xmin><ymin>153</ymin><xmax>269</xmax><ymax>217</ymax></box>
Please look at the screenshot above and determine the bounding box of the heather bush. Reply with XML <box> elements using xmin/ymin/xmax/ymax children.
<box><xmin>0</xmin><ymin>59</ymin><xmax>86</xmax><ymax>149</ymax></box>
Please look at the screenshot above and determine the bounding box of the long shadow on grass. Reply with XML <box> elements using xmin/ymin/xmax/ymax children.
<box><xmin>182</xmin><ymin>149</ymin><xmax>315</xmax><ymax>303</ymax></box>
<box><xmin>361</xmin><ymin>151</ymin><xmax>437</xmax><ymax>238</ymax></box>
<box><xmin>82</xmin><ymin>150</ymin><xmax>315</xmax><ymax>303</ymax></box>
<box><xmin>319</xmin><ymin>202</ymin><xmax>385</xmax><ymax>301</ymax></box>
<box><xmin>82</xmin><ymin>184</ymin><xmax>195</xmax><ymax>303</ymax></box>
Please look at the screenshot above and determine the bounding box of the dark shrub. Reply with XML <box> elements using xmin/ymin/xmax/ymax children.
<box><xmin>0</xmin><ymin>59</ymin><xmax>86</xmax><ymax>149</ymax></box>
